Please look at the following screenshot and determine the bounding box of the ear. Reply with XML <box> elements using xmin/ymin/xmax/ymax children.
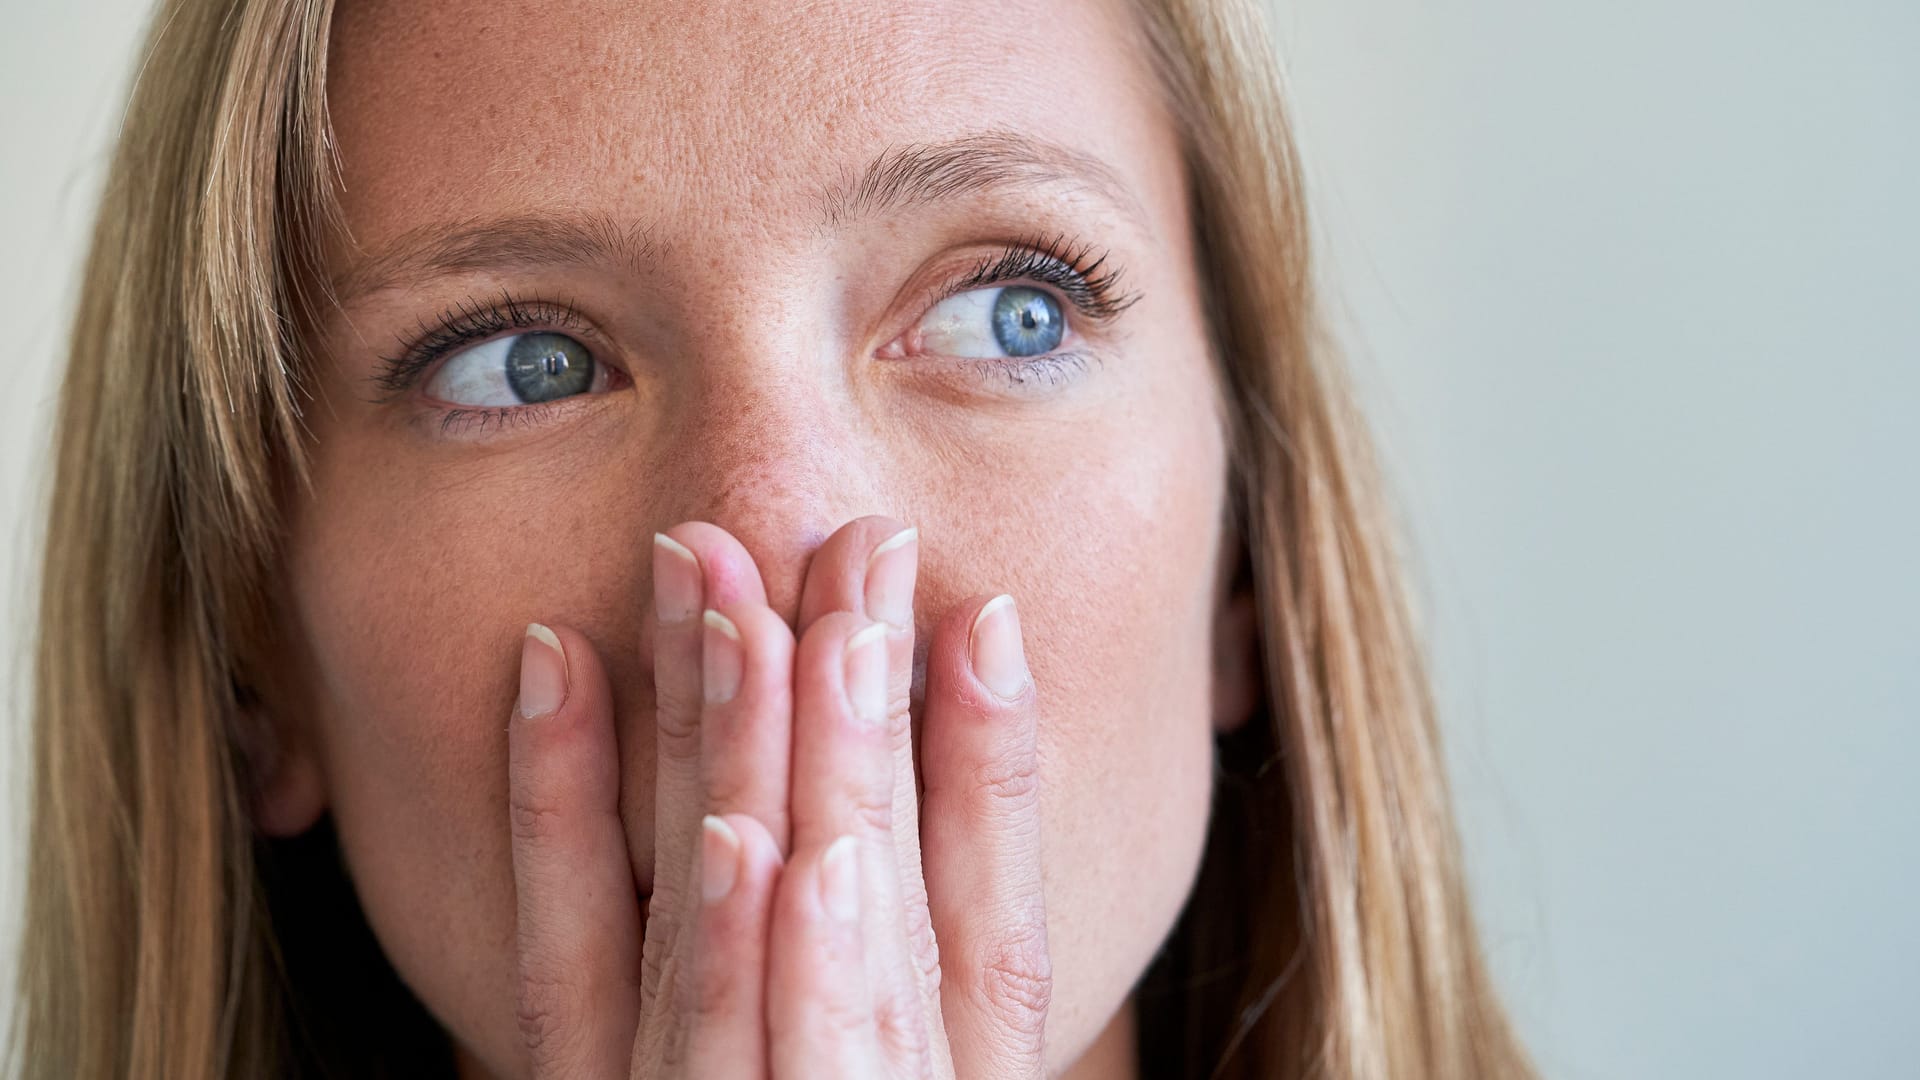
<box><xmin>237</xmin><ymin>680</ymin><xmax>328</xmax><ymax>838</ymax></box>
<box><xmin>1210</xmin><ymin>526</ymin><xmax>1262</xmax><ymax>736</ymax></box>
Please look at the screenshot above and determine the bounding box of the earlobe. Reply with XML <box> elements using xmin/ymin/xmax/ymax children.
<box><xmin>1210</xmin><ymin>534</ymin><xmax>1263</xmax><ymax>737</ymax></box>
<box><xmin>239</xmin><ymin>685</ymin><xmax>328</xmax><ymax>837</ymax></box>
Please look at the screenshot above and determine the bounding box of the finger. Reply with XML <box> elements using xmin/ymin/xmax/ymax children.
<box><xmin>768</xmin><ymin>835</ymin><xmax>887</xmax><ymax>1078</ymax></box>
<box><xmin>920</xmin><ymin>595</ymin><xmax>1052</xmax><ymax>1077</ymax></box>
<box><xmin>790</xmin><ymin>610</ymin><xmax>934</xmax><ymax>1073</ymax></box>
<box><xmin>682</xmin><ymin>813</ymin><xmax>784</xmax><ymax>1076</ymax></box>
<box><xmin>795</xmin><ymin>518</ymin><xmax>935</xmax><ymax>980</ymax></box>
<box><xmin>700</xmin><ymin>601</ymin><xmax>795</xmax><ymax>851</ymax></box>
<box><xmin>508</xmin><ymin>623</ymin><xmax>640</xmax><ymax>1078</ymax></box>
<box><xmin>644</xmin><ymin>524</ymin><xmax>768</xmax><ymax>1008</ymax></box>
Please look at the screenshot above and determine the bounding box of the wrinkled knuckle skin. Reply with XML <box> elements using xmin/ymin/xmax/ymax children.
<box><xmin>971</xmin><ymin>752</ymin><xmax>1040</xmax><ymax>814</ymax></box>
<box><xmin>515</xmin><ymin>973</ymin><xmax>583</xmax><ymax>1070</ymax></box>
<box><xmin>701</xmin><ymin>769</ymin><xmax>759</xmax><ymax>817</ymax></box>
<box><xmin>887</xmin><ymin>698</ymin><xmax>914</xmax><ymax>748</ymax></box>
<box><xmin>903</xmin><ymin>889</ymin><xmax>943</xmax><ymax>994</ymax></box>
<box><xmin>815</xmin><ymin>991</ymin><xmax>874</xmax><ymax>1043</ymax></box>
<box><xmin>873</xmin><ymin>982</ymin><xmax>934</xmax><ymax>1075</ymax></box>
<box><xmin>975</xmin><ymin>921</ymin><xmax>1053</xmax><ymax>1041</ymax></box>
<box><xmin>653</xmin><ymin>686</ymin><xmax>705</xmax><ymax>759</ymax></box>
<box><xmin>848</xmin><ymin>785</ymin><xmax>895</xmax><ymax>836</ymax></box>
<box><xmin>509</xmin><ymin>790</ymin><xmax>566</xmax><ymax>846</ymax></box>
<box><xmin>641</xmin><ymin>925</ymin><xmax>685</xmax><ymax>1005</ymax></box>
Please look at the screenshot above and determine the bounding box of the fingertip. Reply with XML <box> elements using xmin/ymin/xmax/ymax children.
<box><xmin>660</xmin><ymin>521</ymin><xmax>771</xmax><ymax>608</ymax></box>
<box><xmin>721</xmin><ymin>812</ymin><xmax>784</xmax><ymax>869</ymax></box>
<box><xmin>925</xmin><ymin>594</ymin><xmax>1034</xmax><ymax>718</ymax></box>
<box><xmin>699</xmin><ymin>814</ymin><xmax>744</xmax><ymax>904</ymax></box>
<box><xmin>511</xmin><ymin>622</ymin><xmax>613</xmax><ymax>738</ymax></box>
<box><xmin>518</xmin><ymin>623</ymin><xmax>569</xmax><ymax>721</ymax></box>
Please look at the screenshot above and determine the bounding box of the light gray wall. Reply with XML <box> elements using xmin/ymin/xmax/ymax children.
<box><xmin>2</xmin><ymin>2</ymin><xmax>1914</xmax><ymax>1076</ymax></box>
<box><xmin>1269</xmin><ymin>1</ymin><xmax>1919</xmax><ymax>1077</ymax></box>
<box><xmin>1</xmin><ymin>0</ymin><xmax>160</xmax><ymax>1044</ymax></box>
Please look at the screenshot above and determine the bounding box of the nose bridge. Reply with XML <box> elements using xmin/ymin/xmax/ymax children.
<box><xmin>658</xmin><ymin>362</ymin><xmax>874</xmax><ymax>617</ymax></box>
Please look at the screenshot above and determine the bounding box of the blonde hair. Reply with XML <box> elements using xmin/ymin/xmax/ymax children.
<box><xmin>12</xmin><ymin>0</ymin><xmax>1534</xmax><ymax>1076</ymax></box>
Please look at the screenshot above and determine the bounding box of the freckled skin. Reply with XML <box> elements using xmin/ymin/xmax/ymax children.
<box><xmin>277</xmin><ymin>0</ymin><xmax>1234</xmax><ymax>1075</ymax></box>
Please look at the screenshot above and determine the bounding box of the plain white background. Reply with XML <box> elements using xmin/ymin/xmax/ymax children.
<box><xmin>3</xmin><ymin>2</ymin><xmax>1915</xmax><ymax>1076</ymax></box>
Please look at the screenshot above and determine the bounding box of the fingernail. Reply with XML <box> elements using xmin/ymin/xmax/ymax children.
<box><xmin>969</xmin><ymin>595</ymin><xmax>1030</xmax><ymax>702</ymax></box>
<box><xmin>820</xmin><ymin>835</ymin><xmax>859</xmax><ymax>923</ymax></box>
<box><xmin>518</xmin><ymin>623</ymin><xmax>568</xmax><ymax>719</ymax></box>
<box><xmin>843</xmin><ymin>620</ymin><xmax>888</xmax><ymax>725</ymax></box>
<box><xmin>653</xmin><ymin>533</ymin><xmax>702</xmax><ymax>624</ymax></box>
<box><xmin>700</xmin><ymin>815</ymin><xmax>742</xmax><ymax>904</ymax></box>
<box><xmin>702</xmin><ymin>610</ymin><xmax>743</xmax><ymax>704</ymax></box>
<box><xmin>864</xmin><ymin>525</ymin><xmax>918</xmax><ymax>632</ymax></box>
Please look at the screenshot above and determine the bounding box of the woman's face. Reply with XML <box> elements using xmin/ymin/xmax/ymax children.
<box><xmin>275</xmin><ymin>0</ymin><xmax>1241</xmax><ymax>1073</ymax></box>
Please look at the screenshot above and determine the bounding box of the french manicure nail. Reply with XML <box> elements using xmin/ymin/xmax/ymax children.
<box><xmin>864</xmin><ymin>525</ymin><xmax>918</xmax><ymax>632</ymax></box>
<box><xmin>700</xmin><ymin>815</ymin><xmax>742</xmax><ymax>904</ymax></box>
<box><xmin>820</xmin><ymin>835</ymin><xmax>859</xmax><ymax>923</ymax></box>
<box><xmin>518</xmin><ymin>623</ymin><xmax>568</xmax><ymax>720</ymax></box>
<box><xmin>702</xmin><ymin>610</ymin><xmax>743</xmax><ymax>704</ymax></box>
<box><xmin>843</xmin><ymin>620</ymin><xmax>888</xmax><ymax>725</ymax></box>
<box><xmin>653</xmin><ymin>533</ymin><xmax>702</xmax><ymax>624</ymax></box>
<box><xmin>970</xmin><ymin>595</ymin><xmax>1030</xmax><ymax>702</ymax></box>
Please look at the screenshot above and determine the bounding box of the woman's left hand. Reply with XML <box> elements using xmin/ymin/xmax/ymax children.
<box><xmin>753</xmin><ymin>518</ymin><xmax>1052</xmax><ymax>1078</ymax></box>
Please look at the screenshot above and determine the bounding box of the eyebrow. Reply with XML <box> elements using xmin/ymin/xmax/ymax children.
<box><xmin>817</xmin><ymin>129</ymin><xmax>1148</xmax><ymax>232</ymax></box>
<box><xmin>330</xmin><ymin>130</ymin><xmax>1148</xmax><ymax>304</ymax></box>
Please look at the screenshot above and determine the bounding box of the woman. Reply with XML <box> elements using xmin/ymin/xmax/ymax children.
<box><xmin>12</xmin><ymin>0</ymin><xmax>1536</xmax><ymax>1076</ymax></box>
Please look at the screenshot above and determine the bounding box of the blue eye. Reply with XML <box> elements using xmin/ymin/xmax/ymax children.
<box><xmin>915</xmin><ymin>286</ymin><xmax>1067</xmax><ymax>358</ymax></box>
<box><xmin>422</xmin><ymin>332</ymin><xmax>604</xmax><ymax>406</ymax></box>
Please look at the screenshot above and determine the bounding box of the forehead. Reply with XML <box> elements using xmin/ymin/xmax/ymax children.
<box><xmin>324</xmin><ymin>0</ymin><xmax>1180</xmax><ymax>260</ymax></box>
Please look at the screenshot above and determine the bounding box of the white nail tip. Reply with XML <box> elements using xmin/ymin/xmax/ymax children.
<box><xmin>972</xmin><ymin>594</ymin><xmax>1016</xmax><ymax>633</ymax></box>
<box><xmin>654</xmin><ymin>532</ymin><xmax>698</xmax><ymax>564</ymax></box>
<box><xmin>702</xmin><ymin>609</ymin><xmax>741</xmax><ymax>639</ymax></box>
<box><xmin>702</xmin><ymin>814</ymin><xmax>740</xmax><ymax>846</ymax></box>
<box><xmin>844</xmin><ymin>620</ymin><xmax>889</xmax><ymax>655</ymax></box>
<box><xmin>525</xmin><ymin>622</ymin><xmax>563</xmax><ymax>653</ymax></box>
<box><xmin>868</xmin><ymin>526</ymin><xmax>919</xmax><ymax>561</ymax></box>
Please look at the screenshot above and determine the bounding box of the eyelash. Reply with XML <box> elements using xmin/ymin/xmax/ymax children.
<box><xmin>373</xmin><ymin>233</ymin><xmax>1141</xmax><ymax>423</ymax></box>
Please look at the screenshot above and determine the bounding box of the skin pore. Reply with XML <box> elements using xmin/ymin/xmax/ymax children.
<box><xmin>263</xmin><ymin>0</ymin><xmax>1252</xmax><ymax>1073</ymax></box>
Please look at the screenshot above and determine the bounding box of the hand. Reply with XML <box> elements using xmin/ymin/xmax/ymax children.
<box><xmin>504</xmin><ymin>517</ymin><xmax>1052</xmax><ymax>1078</ymax></box>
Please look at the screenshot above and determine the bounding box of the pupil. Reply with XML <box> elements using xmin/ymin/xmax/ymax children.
<box><xmin>506</xmin><ymin>332</ymin><xmax>594</xmax><ymax>403</ymax></box>
<box><xmin>990</xmin><ymin>287</ymin><xmax>1063</xmax><ymax>357</ymax></box>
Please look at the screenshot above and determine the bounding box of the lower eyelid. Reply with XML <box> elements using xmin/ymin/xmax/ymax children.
<box><xmin>954</xmin><ymin>350</ymin><xmax>1091</xmax><ymax>392</ymax></box>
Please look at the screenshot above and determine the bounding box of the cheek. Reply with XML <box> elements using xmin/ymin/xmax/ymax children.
<box><xmin>283</xmin><ymin>445</ymin><xmax>653</xmax><ymax>1061</ymax></box>
<box><xmin>909</xmin><ymin>391</ymin><xmax>1227</xmax><ymax>1058</ymax></box>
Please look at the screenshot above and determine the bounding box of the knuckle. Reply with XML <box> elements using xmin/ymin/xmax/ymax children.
<box><xmin>640</xmin><ymin>921</ymin><xmax>685</xmax><ymax>1004</ymax></box>
<box><xmin>509</xmin><ymin>790</ymin><xmax>565</xmax><ymax>845</ymax></box>
<box><xmin>654</xmin><ymin>690</ymin><xmax>704</xmax><ymax>760</ymax></box>
<box><xmin>701</xmin><ymin>767</ymin><xmax>758</xmax><ymax>817</ymax></box>
<box><xmin>873</xmin><ymin>982</ymin><xmax>933</xmax><ymax>1071</ymax></box>
<box><xmin>887</xmin><ymin>697</ymin><xmax>914</xmax><ymax>747</ymax></box>
<box><xmin>847</xmin><ymin>785</ymin><xmax>894</xmax><ymax>835</ymax></box>
<box><xmin>813</xmin><ymin>986</ymin><xmax>875</xmax><ymax>1040</ymax></box>
<box><xmin>900</xmin><ymin>886</ymin><xmax>943</xmax><ymax>994</ymax></box>
<box><xmin>514</xmin><ymin>972</ymin><xmax>582</xmax><ymax>1067</ymax></box>
<box><xmin>969</xmin><ymin>750</ymin><xmax>1040</xmax><ymax>813</ymax></box>
<box><xmin>973</xmin><ymin>920</ymin><xmax>1053</xmax><ymax>1038</ymax></box>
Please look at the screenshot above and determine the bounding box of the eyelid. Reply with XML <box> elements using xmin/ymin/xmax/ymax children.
<box><xmin>924</xmin><ymin>234</ymin><xmax>1140</xmax><ymax>324</ymax></box>
<box><xmin>373</xmin><ymin>293</ymin><xmax>610</xmax><ymax>402</ymax></box>
<box><xmin>884</xmin><ymin>237</ymin><xmax>1136</xmax><ymax>367</ymax></box>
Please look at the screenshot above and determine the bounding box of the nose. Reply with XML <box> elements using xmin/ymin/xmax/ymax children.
<box><xmin>647</xmin><ymin>354</ymin><xmax>885</xmax><ymax>622</ymax></box>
